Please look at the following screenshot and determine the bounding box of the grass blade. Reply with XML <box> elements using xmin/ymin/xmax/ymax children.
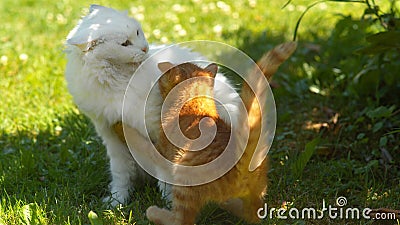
<box><xmin>291</xmin><ymin>138</ymin><xmax>320</xmax><ymax>179</ymax></box>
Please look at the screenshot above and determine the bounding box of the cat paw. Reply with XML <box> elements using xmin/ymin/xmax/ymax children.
<box><xmin>146</xmin><ymin>206</ymin><xmax>161</xmax><ymax>223</ymax></box>
<box><xmin>102</xmin><ymin>196</ymin><xmax>121</xmax><ymax>208</ymax></box>
<box><xmin>146</xmin><ymin>206</ymin><xmax>174</xmax><ymax>225</ymax></box>
<box><xmin>102</xmin><ymin>192</ymin><xmax>129</xmax><ymax>208</ymax></box>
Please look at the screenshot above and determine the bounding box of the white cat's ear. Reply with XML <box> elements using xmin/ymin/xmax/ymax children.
<box><xmin>67</xmin><ymin>37</ymin><xmax>98</xmax><ymax>52</ymax></box>
<box><xmin>205</xmin><ymin>63</ymin><xmax>218</xmax><ymax>77</ymax></box>
<box><xmin>66</xmin><ymin>4</ymin><xmax>107</xmax><ymax>51</ymax></box>
<box><xmin>89</xmin><ymin>4</ymin><xmax>104</xmax><ymax>13</ymax></box>
<box><xmin>68</xmin><ymin>42</ymin><xmax>88</xmax><ymax>51</ymax></box>
<box><xmin>66</xmin><ymin>27</ymin><xmax>93</xmax><ymax>51</ymax></box>
<box><xmin>158</xmin><ymin>62</ymin><xmax>175</xmax><ymax>73</ymax></box>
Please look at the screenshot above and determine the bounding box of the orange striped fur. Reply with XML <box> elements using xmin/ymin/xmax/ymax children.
<box><xmin>144</xmin><ymin>41</ymin><xmax>297</xmax><ymax>225</ymax></box>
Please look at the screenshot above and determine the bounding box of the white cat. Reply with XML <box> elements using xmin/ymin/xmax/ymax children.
<box><xmin>65</xmin><ymin>5</ymin><xmax>240</xmax><ymax>206</ymax></box>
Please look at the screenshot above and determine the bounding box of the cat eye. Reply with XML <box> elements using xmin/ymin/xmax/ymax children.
<box><xmin>136</xmin><ymin>30</ymin><xmax>139</xmax><ymax>36</ymax></box>
<box><xmin>121</xmin><ymin>40</ymin><xmax>132</xmax><ymax>46</ymax></box>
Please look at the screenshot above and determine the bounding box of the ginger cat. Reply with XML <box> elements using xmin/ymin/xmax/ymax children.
<box><xmin>121</xmin><ymin>42</ymin><xmax>297</xmax><ymax>224</ymax></box>
<box><xmin>149</xmin><ymin>61</ymin><xmax>267</xmax><ymax>224</ymax></box>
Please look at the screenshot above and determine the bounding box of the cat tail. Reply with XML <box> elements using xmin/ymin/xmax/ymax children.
<box><xmin>254</xmin><ymin>41</ymin><xmax>298</xmax><ymax>82</ymax></box>
<box><xmin>241</xmin><ymin>41</ymin><xmax>297</xmax><ymax>109</ymax></box>
<box><xmin>236</xmin><ymin>41</ymin><xmax>297</xmax><ymax>171</ymax></box>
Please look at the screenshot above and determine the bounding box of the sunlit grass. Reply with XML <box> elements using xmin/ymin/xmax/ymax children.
<box><xmin>0</xmin><ymin>0</ymin><xmax>367</xmax><ymax>132</ymax></box>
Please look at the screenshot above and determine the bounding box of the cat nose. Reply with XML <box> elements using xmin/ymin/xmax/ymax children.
<box><xmin>141</xmin><ymin>46</ymin><xmax>148</xmax><ymax>53</ymax></box>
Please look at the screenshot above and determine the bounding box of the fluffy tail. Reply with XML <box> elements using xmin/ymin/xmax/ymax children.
<box><xmin>236</xmin><ymin>41</ymin><xmax>297</xmax><ymax>171</ymax></box>
<box><xmin>241</xmin><ymin>41</ymin><xmax>297</xmax><ymax>108</ymax></box>
<box><xmin>256</xmin><ymin>41</ymin><xmax>298</xmax><ymax>81</ymax></box>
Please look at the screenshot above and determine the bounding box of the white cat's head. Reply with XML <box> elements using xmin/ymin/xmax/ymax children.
<box><xmin>66</xmin><ymin>5</ymin><xmax>149</xmax><ymax>63</ymax></box>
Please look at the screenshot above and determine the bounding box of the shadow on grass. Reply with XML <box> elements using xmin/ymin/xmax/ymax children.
<box><xmin>0</xmin><ymin>112</ymin><xmax>111</xmax><ymax>223</ymax></box>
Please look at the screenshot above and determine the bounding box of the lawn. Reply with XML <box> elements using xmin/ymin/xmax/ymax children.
<box><xmin>1</xmin><ymin>0</ymin><xmax>399</xmax><ymax>224</ymax></box>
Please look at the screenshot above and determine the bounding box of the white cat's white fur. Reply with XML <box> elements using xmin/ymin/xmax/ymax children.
<box><xmin>65</xmin><ymin>5</ymin><xmax>239</xmax><ymax>206</ymax></box>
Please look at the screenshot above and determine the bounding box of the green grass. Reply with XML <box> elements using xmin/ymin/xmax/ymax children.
<box><xmin>1</xmin><ymin>0</ymin><xmax>399</xmax><ymax>224</ymax></box>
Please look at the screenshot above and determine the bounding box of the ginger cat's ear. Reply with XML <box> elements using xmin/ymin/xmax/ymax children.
<box><xmin>205</xmin><ymin>63</ymin><xmax>218</xmax><ymax>78</ymax></box>
<box><xmin>158</xmin><ymin>62</ymin><xmax>179</xmax><ymax>99</ymax></box>
<box><xmin>158</xmin><ymin>62</ymin><xmax>175</xmax><ymax>73</ymax></box>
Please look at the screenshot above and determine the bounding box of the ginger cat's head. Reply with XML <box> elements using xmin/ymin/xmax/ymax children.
<box><xmin>157</xmin><ymin>62</ymin><xmax>218</xmax><ymax>99</ymax></box>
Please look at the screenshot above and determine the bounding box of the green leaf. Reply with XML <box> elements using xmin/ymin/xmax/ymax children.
<box><xmin>354</xmin><ymin>160</ymin><xmax>379</xmax><ymax>174</ymax></box>
<box><xmin>357</xmin><ymin>133</ymin><xmax>365</xmax><ymax>139</ymax></box>
<box><xmin>365</xmin><ymin>31</ymin><xmax>400</xmax><ymax>44</ymax></box>
<box><xmin>356</xmin><ymin>31</ymin><xmax>400</xmax><ymax>54</ymax></box>
<box><xmin>366</xmin><ymin>106</ymin><xmax>395</xmax><ymax>120</ymax></box>
<box><xmin>379</xmin><ymin>136</ymin><xmax>388</xmax><ymax>147</ymax></box>
<box><xmin>355</xmin><ymin>44</ymin><xmax>393</xmax><ymax>54</ymax></box>
<box><xmin>372</xmin><ymin>121</ymin><xmax>384</xmax><ymax>133</ymax></box>
<box><xmin>291</xmin><ymin>138</ymin><xmax>320</xmax><ymax>179</ymax></box>
<box><xmin>88</xmin><ymin>211</ymin><xmax>103</xmax><ymax>225</ymax></box>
